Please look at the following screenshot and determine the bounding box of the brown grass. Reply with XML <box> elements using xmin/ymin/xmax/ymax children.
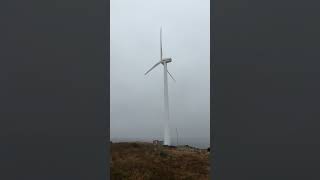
<box><xmin>110</xmin><ymin>142</ymin><xmax>210</xmax><ymax>180</ymax></box>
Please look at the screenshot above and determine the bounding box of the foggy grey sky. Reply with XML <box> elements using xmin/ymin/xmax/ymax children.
<box><xmin>110</xmin><ymin>0</ymin><xmax>210</xmax><ymax>141</ymax></box>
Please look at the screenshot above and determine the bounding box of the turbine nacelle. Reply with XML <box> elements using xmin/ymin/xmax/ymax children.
<box><xmin>161</xmin><ymin>57</ymin><xmax>172</xmax><ymax>64</ymax></box>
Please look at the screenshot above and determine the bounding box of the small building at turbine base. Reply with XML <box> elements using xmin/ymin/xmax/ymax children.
<box><xmin>153</xmin><ymin>140</ymin><xmax>164</xmax><ymax>146</ymax></box>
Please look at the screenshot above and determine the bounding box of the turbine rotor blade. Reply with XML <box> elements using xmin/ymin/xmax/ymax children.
<box><xmin>145</xmin><ymin>61</ymin><xmax>161</xmax><ymax>75</ymax></box>
<box><xmin>167</xmin><ymin>69</ymin><xmax>176</xmax><ymax>82</ymax></box>
<box><xmin>160</xmin><ymin>27</ymin><xmax>163</xmax><ymax>60</ymax></box>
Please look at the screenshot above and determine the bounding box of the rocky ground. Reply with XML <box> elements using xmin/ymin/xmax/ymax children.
<box><xmin>110</xmin><ymin>142</ymin><xmax>210</xmax><ymax>180</ymax></box>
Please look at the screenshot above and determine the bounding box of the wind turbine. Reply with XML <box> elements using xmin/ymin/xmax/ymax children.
<box><xmin>145</xmin><ymin>28</ymin><xmax>175</xmax><ymax>146</ymax></box>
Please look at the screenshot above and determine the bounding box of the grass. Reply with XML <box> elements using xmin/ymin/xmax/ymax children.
<box><xmin>110</xmin><ymin>142</ymin><xmax>210</xmax><ymax>180</ymax></box>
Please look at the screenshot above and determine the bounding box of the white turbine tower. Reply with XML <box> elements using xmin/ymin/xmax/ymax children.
<box><xmin>145</xmin><ymin>28</ymin><xmax>175</xmax><ymax>146</ymax></box>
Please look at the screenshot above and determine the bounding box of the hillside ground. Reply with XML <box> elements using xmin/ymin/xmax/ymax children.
<box><xmin>110</xmin><ymin>142</ymin><xmax>210</xmax><ymax>180</ymax></box>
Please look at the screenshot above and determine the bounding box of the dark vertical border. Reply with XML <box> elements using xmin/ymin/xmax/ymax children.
<box><xmin>210</xmin><ymin>0</ymin><xmax>215</xmax><ymax>179</ymax></box>
<box><xmin>212</xmin><ymin>0</ymin><xmax>320</xmax><ymax>179</ymax></box>
<box><xmin>106</xmin><ymin>0</ymin><xmax>110</xmax><ymax>179</ymax></box>
<box><xmin>0</xmin><ymin>0</ymin><xmax>109</xmax><ymax>179</ymax></box>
